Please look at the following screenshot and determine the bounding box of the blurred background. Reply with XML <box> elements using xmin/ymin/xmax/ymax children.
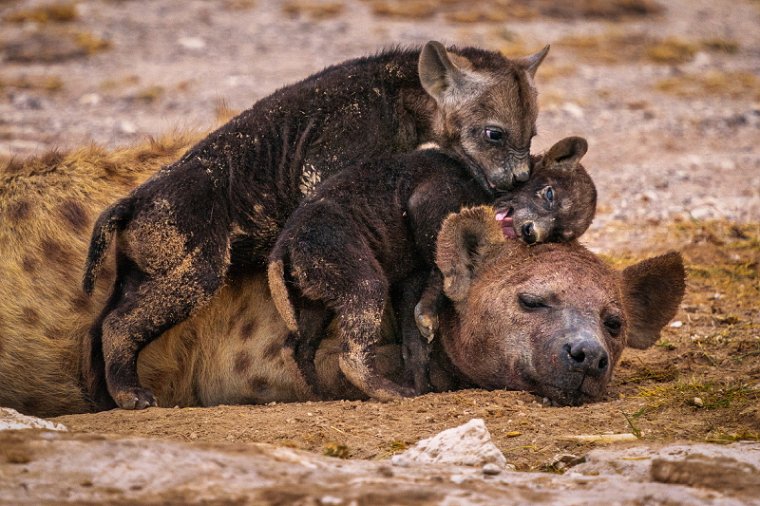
<box><xmin>1</xmin><ymin>0</ymin><xmax>758</xmax><ymax>237</ymax></box>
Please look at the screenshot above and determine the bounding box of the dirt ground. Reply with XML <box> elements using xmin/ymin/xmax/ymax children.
<box><xmin>1</xmin><ymin>0</ymin><xmax>759</xmax><ymax>496</ymax></box>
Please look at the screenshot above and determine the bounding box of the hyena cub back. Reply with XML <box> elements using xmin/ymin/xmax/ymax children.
<box><xmin>408</xmin><ymin>136</ymin><xmax>596</xmax><ymax>393</ymax></box>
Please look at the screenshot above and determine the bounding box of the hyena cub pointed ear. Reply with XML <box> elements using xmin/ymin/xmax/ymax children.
<box><xmin>544</xmin><ymin>136</ymin><xmax>588</xmax><ymax>167</ymax></box>
<box><xmin>418</xmin><ymin>41</ymin><xmax>472</xmax><ymax>104</ymax></box>
<box><xmin>514</xmin><ymin>45</ymin><xmax>550</xmax><ymax>79</ymax></box>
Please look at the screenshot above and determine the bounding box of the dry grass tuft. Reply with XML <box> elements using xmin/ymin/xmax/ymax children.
<box><xmin>363</xmin><ymin>0</ymin><xmax>660</xmax><ymax>22</ymax></box>
<box><xmin>365</xmin><ymin>0</ymin><xmax>438</xmax><ymax>19</ymax></box>
<box><xmin>645</xmin><ymin>38</ymin><xmax>698</xmax><ymax>64</ymax></box>
<box><xmin>134</xmin><ymin>85</ymin><xmax>165</xmax><ymax>103</ymax></box>
<box><xmin>214</xmin><ymin>100</ymin><xmax>241</xmax><ymax>125</ymax></box>
<box><xmin>656</xmin><ymin>71</ymin><xmax>760</xmax><ymax>100</ymax></box>
<box><xmin>560</xmin><ymin>31</ymin><xmax>740</xmax><ymax>65</ymax></box>
<box><xmin>0</xmin><ymin>75</ymin><xmax>63</xmax><ymax>92</ymax></box>
<box><xmin>323</xmin><ymin>442</ymin><xmax>350</xmax><ymax>458</ymax></box>
<box><xmin>2</xmin><ymin>29</ymin><xmax>112</xmax><ymax>63</ymax></box>
<box><xmin>99</xmin><ymin>75</ymin><xmax>140</xmax><ymax>92</ymax></box>
<box><xmin>4</xmin><ymin>2</ymin><xmax>78</xmax><ymax>24</ymax></box>
<box><xmin>223</xmin><ymin>0</ymin><xmax>256</xmax><ymax>10</ymax></box>
<box><xmin>538</xmin><ymin>0</ymin><xmax>663</xmax><ymax>20</ymax></box>
<box><xmin>282</xmin><ymin>0</ymin><xmax>345</xmax><ymax>20</ymax></box>
<box><xmin>71</xmin><ymin>30</ymin><xmax>111</xmax><ymax>54</ymax></box>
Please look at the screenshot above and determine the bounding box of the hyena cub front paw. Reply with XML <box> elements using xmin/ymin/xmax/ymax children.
<box><xmin>414</xmin><ymin>301</ymin><xmax>438</xmax><ymax>342</ymax></box>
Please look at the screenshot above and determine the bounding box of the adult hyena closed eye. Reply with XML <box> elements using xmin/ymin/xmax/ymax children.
<box><xmin>266</xmin><ymin>136</ymin><xmax>593</xmax><ymax>401</ymax></box>
<box><xmin>407</xmin><ymin>136</ymin><xmax>597</xmax><ymax>392</ymax></box>
<box><xmin>82</xmin><ymin>41</ymin><xmax>550</xmax><ymax>409</ymax></box>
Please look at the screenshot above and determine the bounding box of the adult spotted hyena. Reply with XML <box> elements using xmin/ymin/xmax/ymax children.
<box><xmin>0</xmin><ymin>145</ymin><xmax>685</xmax><ymax>415</ymax></box>
<box><xmin>81</xmin><ymin>42</ymin><xmax>550</xmax><ymax>410</ymax></box>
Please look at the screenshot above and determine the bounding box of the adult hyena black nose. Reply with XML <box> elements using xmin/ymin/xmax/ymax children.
<box><xmin>562</xmin><ymin>339</ymin><xmax>609</xmax><ymax>378</ymax></box>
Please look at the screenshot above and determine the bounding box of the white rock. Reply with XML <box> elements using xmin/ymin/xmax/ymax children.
<box><xmin>0</xmin><ymin>407</ymin><xmax>67</xmax><ymax>432</ymax></box>
<box><xmin>390</xmin><ymin>419</ymin><xmax>507</xmax><ymax>468</ymax></box>
<box><xmin>482</xmin><ymin>463</ymin><xmax>502</xmax><ymax>475</ymax></box>
<box><xmin>79</xmin><ymin>93</ymin><xmax>102</xmax><ymax>106</ymax></box>
<box><xmin>562</xmin><ymin>102</ymin><xmax>584</xmax><ymax>119</ymax></box>
<box><xmin>669</xmin><ymin>321</ymin><xmax>683</xmax><ymax>328</ymax></box>
<box><xmin>118</xmin><ymin>119</ymin><xmax>138</xmax><ymax>134</ymax></box>
<box><xmin>178</xmin><ymin>36</ymin><xmax>206</xmax><ymax>50</ymax></box>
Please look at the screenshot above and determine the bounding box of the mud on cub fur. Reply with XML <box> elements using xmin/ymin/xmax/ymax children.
<box><xmin>409</xmin><ymin>136</ymin><xmax>596</xmax><ymax>393</ymax></box>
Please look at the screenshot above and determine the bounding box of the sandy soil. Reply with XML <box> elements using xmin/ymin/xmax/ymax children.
<box><xmin>1</xmin><ymin>0</ymin><xmax>759</xmax><ymax>501</ymax></box>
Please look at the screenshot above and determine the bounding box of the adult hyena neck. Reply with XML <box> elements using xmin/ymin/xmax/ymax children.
<box><xmin>429</xmin><ymin>304</ymin><xmax>477</xmax><ymax>391</ymax></box>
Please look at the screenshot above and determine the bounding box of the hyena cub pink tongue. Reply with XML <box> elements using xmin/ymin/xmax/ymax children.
<box><xmin>409</xmin><ymin>136</ymin><xmax>597</xmax><ymax>393</ymax></box>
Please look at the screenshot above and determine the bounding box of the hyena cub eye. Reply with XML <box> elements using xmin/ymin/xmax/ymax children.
<box><xmin>539</xmin><ymin>185</ymin><xmax>555</xmax><ymax>207</ymax></box>
<box><xmin>483</xmin><ymin>126</ymin><xmax>505</xmax><ymax>145</ymax></box>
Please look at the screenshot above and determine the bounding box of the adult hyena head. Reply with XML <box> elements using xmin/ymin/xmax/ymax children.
<box><xmin>419</xmin><ymin>41</ymin><xmax>549</xmax><ymax>191</ymax></box>
<box><xmin>435</xmin><ymin>206</ymin><xmax>685</xmax><ymax>406</ymax></box>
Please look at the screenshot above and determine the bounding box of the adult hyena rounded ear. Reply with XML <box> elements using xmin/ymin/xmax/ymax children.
<box><xmin>622</xmin><ymin>251</ymin><xmax>686</xmax><ymax>349</ymax></box>
<box><xmin>545</xmin><ymin>136</ymin><xmax>588</xmax><ymax>167</ymax></box>
<box><xmin>515</xmin><ymin>45</ymin><xmax>550</xmax><ymax>78</ymax></box>
<box><xmin>418</xmin><ymin>41</ymin><xmax>468</xmax><ymax>103</ymax></box>
<box><xmin>435</xmin><ymin>206</ymin><xmax>505</xmax><ymax>302</ymax></box>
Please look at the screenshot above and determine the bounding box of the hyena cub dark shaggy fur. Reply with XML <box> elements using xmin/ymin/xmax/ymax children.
<box><xmin>82</xmin><ymin>42</ymin><xmax>550</xmax><ymax>409</ymax></box>
<box><xmin>268</xmin><ymin>136</ymin><xmax>596</xmax><ymax>400</ymax></box>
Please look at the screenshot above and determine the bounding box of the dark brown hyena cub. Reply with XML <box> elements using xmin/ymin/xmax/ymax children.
<box><xmin>268</xmin><ymin>136</ymin><xmax>595</xmax><ymax>400</ymax></box>
<box><xmin>82</xmin><ymin>41</ymin><xmax>550</xmax><ymax>410</ymax></box>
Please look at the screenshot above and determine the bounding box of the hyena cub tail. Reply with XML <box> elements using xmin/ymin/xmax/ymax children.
<box><xmin>82</xmin><ymin>198</ymin><xmax>133</xmax><ymax>295</ymax></box>
<box><xmin>267</xmin><ymin>245</ymin><xmax>299</xmax><ymax>332</ymax></box>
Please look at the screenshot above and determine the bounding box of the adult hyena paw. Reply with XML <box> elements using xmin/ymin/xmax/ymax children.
<box><xmin>113</xmin><ymin>387</ymin><xmax>158</xmax><ymax>410</ymax></box>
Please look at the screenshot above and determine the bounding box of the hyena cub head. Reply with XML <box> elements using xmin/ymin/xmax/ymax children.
<box><xmin>495</xmin><ymin>136</ymin><xmax>596</xmax><ymax>245</ymax></box>
<box><xmin>419</xmin><ymin>41</ymin><xmax>549</xmax><ymax>191</ymax></box>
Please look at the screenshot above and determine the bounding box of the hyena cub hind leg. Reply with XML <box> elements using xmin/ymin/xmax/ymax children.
<box><xmin>100</xmin><ymin>237</ymin><xmax>228</xmax><ymax>409</ymax></box>
<box><xmin>336</xmin><ymin>276</ymin><xmax>416</xmax><ymax>401</ymax></box>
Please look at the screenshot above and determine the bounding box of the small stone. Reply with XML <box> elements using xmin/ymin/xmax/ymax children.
<box><xmin>390</xmin><ymin>419</ymin><xmax>507</xmax><ymax>468</ymax></box>
<box><xmin>548</xmin><ymin>453</ymin><xmax>583</xmax><ymax>472</ymax></box>
<box><xmin>692</xmin><ymin>397</ymin><xmax>704</xmax><ymax>408</ymax></box>
<box><xmin>178</xmin><ymin>37</ymin><xmax>206</xmax><ymax>50</ymax></box>
<box><xmin>669</xmin><ymin>321</ymin><xmax>684</xmax><ymax>328</ymax></box>
<box><xmin>562</xmin><ymin>102</ymin><xmax>584</xmax><ymax>119</ymax></box>
<box><xmin>689</xmin><ymin>206</ymin><xmax>715</xmax><ymax>221</ymax></box>
<box><xmin>0</xmin><ymin>408</ymin><xmax>68</xmax><ymax>432</ymax></box>
<box><xmin>118</xmin><ymin>120</ymin><xmax>137</xmax><ymax>134</ymax></box>
<box><xmin>482</xmin><ymin>463</ymin><xmax>502</xmax><ymax>475</ymax></box>
<box><xmin>79</xmin><ymin>93</ymin><xmax>101</xmax><ymax>106</ymax></box>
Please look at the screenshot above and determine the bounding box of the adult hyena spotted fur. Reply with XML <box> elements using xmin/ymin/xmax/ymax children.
<box><xmin>0</xmin><ymin>140</ymin><xmax>685</xmax><ymax>415</ymax></box>
<box><xmin>0</xmin><ymin>135</ymin><xmax>196</xmax><ymax>416</ymax></box>
<box><xmin>82</xmin><ymin>42</ymin><xmax>551</xmax><ymax>409</ymax></box>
